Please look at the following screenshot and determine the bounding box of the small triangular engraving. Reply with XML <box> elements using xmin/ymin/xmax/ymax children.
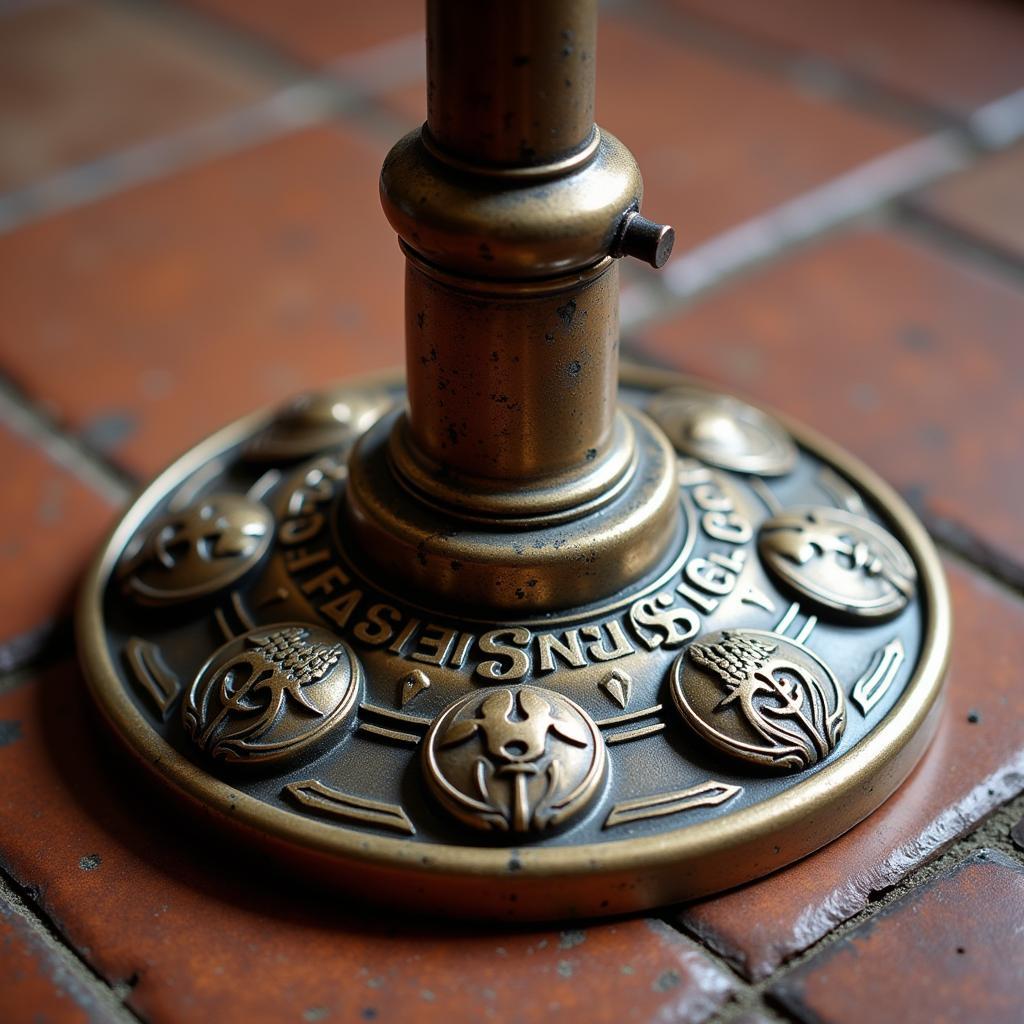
<box><xmin>599</xmin><ymin>669</ymin><xmax>631</xmax><ymax>709</ymax></box>
<box><xmin>400</xmin><ymin>669</ymin><xmax>431</xmax><ymax>707</ymax></box>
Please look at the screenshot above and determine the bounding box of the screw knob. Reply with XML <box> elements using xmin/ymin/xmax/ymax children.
<box><xmin>616</xmin><ymin>211</ymin><xmax>676</xmax><ymax>268</ymax></box>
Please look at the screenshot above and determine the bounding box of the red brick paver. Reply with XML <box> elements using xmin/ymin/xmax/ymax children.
<box><xmin>0</xmin><ymin>425</ymin><xmax>114</xmax><ymax>668</ymax></box>
<box><xmin>0</xmin><ymin>667</ymin><xmax>733</xmax><ymax>1024</ymax></box>
<box><xmin>913</xmin><ymin>142</ymin><xmax>1024</xmax><ymax>264</ymax></box>
<box><xmin>679</xmin><ymin>559</ymin><xmax>1024</xmax><ymax>980</ymax></box>
<box><xmin>0</xmin><ymin>1</ymin><xmax>278</xmax><ymax>192</ymax></box>
<box><xmin>0</xmin><ymin>894</ymin><xmax>101</xmax><ymax>1024</ymax></box>
<box><xmin>671</xmin><ymin>0</ymin><xmax>1024</xmax><ymax>115</ymax></box>
<box><xmin>769</xmin><ymin>850</ymin><xmax>1024</xmax><ymax>1024</ymax></box>
<box><xmin>0</xmin><ymin>125</ymin><xmax>406</xmax><ymax>479</ymax></box>
<box><xmin>636</xmin><ymin>227</ymin><xmax>1024</xmax><ymax>581</ymax></box>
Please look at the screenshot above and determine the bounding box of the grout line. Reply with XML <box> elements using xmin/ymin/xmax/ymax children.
<box><xmin>895</xmin><ymin>201</ymin><xmax>1024</xmax><ymax>288</ymax></box>
<box><xmin>0</xmin><ymin>619</ymin><xmax>71</xmax><ymax>679</ymax></box>
<box><xmin>0</xmin><ymin>1</ymin><xmax>425</xmax><ymax>235</ymax></box>
<box><xmin>967</xmin><ymin>87</ymin><xmax>1024</xmax><ymax>149</ymax></box>
<box><xmin>676</xmin><ymin>789</ymin><xmax>1024</xmax><ymax>1022</ymax></box>
<box><xmin>0</xmin><ymin>81</ymin><xmax>340</xmax><ymax>235</ymax></box>
<box><xmin>620</xmin><ymin>78</ymin><xmax>1024</xmax><ymax>335</ymax></box>
<box><xmin>631</xmin><ymin>0</ymin><xmax>958</xmax><ymax>134</ymax></box>
<box><xmin>931</xmin><ymin>533</ymin><xmax>1024</xmax><ymax>605</ymax></box>
<box><xmin>620</xmin><ymin>129</ymin><xmax>973</xmax><ymax>332</ymax></box>
<box><xmin>656</xmin><ymin>909</ymin><xmax>792</xmax><ymax>1024</ymax></box>
<box><xmin>0</xmin><ymin>866</ymin><xmax>143</xmax><ymax>1023</ymax></box>
<box><xmin>0</xmin><ymin>376</ymin><xmax>134</xmax><ymax>505</ymax></box>
<box><xmin>325</xmin><ymin>30</ymin><xmax>425</xmax><ymax>96</ymax></box>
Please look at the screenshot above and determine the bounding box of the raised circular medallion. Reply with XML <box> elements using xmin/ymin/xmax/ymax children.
<box><xmin>183</xmin><ymin>624</ymin><xmax>361</xmax><ymax>766</ymax></box>
<box><xmin>117</xmin><ymin>494</ymin><xmax>272</xmax><ymax>606</ymax></box>
<box><xmin>759</xmin><ymin>506</ymin><xmax>917</xmax><ymax>621</ymax></box>
<box><xmin>647</xmin><ymin>385</ymin><xmax>797</xmax><ymax>477</ymax></box>
<box><xmin>246</xmin><ymin>387</ymin><xmax>393</xmax><ymax>463</ymax></box>
<box><xmin>671</xmin><ymin>629</ymin><xmax>846</xmax><ymax>770</ymax></box>
<box><xmin>78</xmin><ymin>368</ymin><xmax>950</xmax><ymax>920</ymax></box>
<box><xmin>423</xmin><ymin>686</ymin><xmax>606</xmax><ymax>833</ymax></box>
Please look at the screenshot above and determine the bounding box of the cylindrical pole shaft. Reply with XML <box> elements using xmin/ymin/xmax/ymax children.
<box><xmin>426</xmin><ymin>0</ymin><xmax>597</xmax><ymax>168</ymax></box>
<box><xmin>404</xmin><ymin>260</ymin><xmax>619</xmax><ymax>483</ymax></box>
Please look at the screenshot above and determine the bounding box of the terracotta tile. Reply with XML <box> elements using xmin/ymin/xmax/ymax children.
<box><xmin>0</xmin><ymin>665</ymin><xmax>734</xmax><ymax>1024</ymax></box>
<box><xmin>0</xmin><ymin>893</ymin><xmax>101</xmax><ymax>1024</ymax></box>
<box><xmin>383</xmin><ymin>14</ymin><xmax>916</xmax><ymax>248</ymax></box>
<box><xmin>678</xmin><ymin>559</ymin><xmax>1024</xmax><ymax>980</ymax></box>
<box><xmin>635</xmin><ymin>227</ymin><xmax>1024</xmax><ymax>580</ymax></box>
<box><xmin>185</xmin><ymin>0</ymin><xmax>423</xmax><ymax>66</ymax></box>
<box><xmin>769</xmin><ymin>850</ymin><xmax>1024</xmax><ymax>1024</ymax></box>
<box><xmin>0</xmin><ymin>425</ymin><xmax>114</xmax><ymax>666</ymax></box>
<box><xmin>0</xmin><ymin>1</ymin><xmax>279</xmax><ymax>192</ymax></box>
<box><xmin>670</xmin><ymin>0</ymin><xmax>1024</xmax><ymax>115</ymax></box>
<box><xmin>0</xmin><ymin>125</ymin><xmax>406</xmax><ymax>479</ymax></box>
<box><xmin>913</xmin><ymin>142</ymin><xmax>1024</xmax><ymax>263</ymax></box>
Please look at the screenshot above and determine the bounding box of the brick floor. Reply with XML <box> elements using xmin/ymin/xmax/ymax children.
<box><xmin>0</xmin><ymin>424</ymin><xmax>114</xmax><ymax>669</ymax></box>
<box><xmin>635</xmin><ymin>227</ymin><xmax>1024</xmax><ymax>584</ymax></box>
<box><xmin>2</xmin><ymin>0</ymin><xmax>1024</xmax><ymax>1021</ymax></box>
<box><xmin>0</xmin><ymin>1</ymin><xmax>280</xmax><ymax>192</ymax></box>
<box><xmin>0</xmin><ymin>665</ymin><xmax>734</xmax><ymax>1024</ymax></box>
<box><xmin>912</xmin><ymin>142</ymin><xmax>1024</xmax><ymax>264</ymax></box>
<box><xmin>670</xmin><ymin>0</ymin><xmax>1024</xmax><ymax>115</ymax></box>
<box><xmin>678</xmin><ymin>558</ymin><xmax>1024</xmax><ymax>980</ymax></box>
<box><xmin>769</xmin><ymin>850</ymin><xmax>1024</xmax><ymax>1024</ymax></box>
<box><xmin>0</xmin><ymin>125</ymin><xmax>406</xmax><ymax>479</ymax></box>
<box><xmin>0</xmin><ymin>893</ymin><xmax>101</xmax><ymax>1024</ymax></box>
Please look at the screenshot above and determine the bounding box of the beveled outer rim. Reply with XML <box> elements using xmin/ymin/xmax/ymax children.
<box><xmin>76</xmin><ymin>365</ymin><xmax>951</xmax><ymax>919</ymax></box>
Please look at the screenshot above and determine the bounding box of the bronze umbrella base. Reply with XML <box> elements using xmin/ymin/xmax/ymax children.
<box><xmin>76</xmin><ymin>0</ymin><xmax>949</xmax><ymax>919</ymax></box>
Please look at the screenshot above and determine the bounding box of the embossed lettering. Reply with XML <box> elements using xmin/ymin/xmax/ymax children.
<box><xmin>411</xmin><ymin>623</ymin><xmax>458</xmax><ymax>666</ymax></box>
<box><xmin>692</xmin><ymin>482</ymin><xmax>732</xmax><ymax>513</ymax></box>
<box><xmin>536</xmin><ymin>629</ymin><xmax>587</xmax><ymax>673</ymax></box>
<box><xmin>318</xmin><ymin>590</ymin><xmax>362</xmax><ymax>629</ymax></box>
<box><xmin>279</xmin><ymin>513</ymin><xmax>324</xmax><ymax>545</ymax></box>
<box><xmin>283</xmin><ymin>546</ymin><xmax>330</xmax><ymax>573</ymax></box>
<box><xmin>353</xmin><ymin>603</ymin><xmax>402</xmax><ymax>646</ymax></box>
<box><xmin>287</xmin><ymin>471</ymin><xmax>336</xmax><ymax>514</ymax></box>
<box><xmin>475</xmin><ymin>628</ymin><xmax>532</xmax><ymax>680</ymax></box>
<box><xmin>702</xmin><ymin>510</ymin><xmax>751</xmax><ymax>545</ymax></box>
<box><xmin>449</xmin><ymin>631</ymin><xmax>475</xmax><ymax>669</ymax></box>
<box><xmin>629</xmin><ymin>594</ymin><xmax>700</xmax><ymax>649</ymax></box>
<box><xmin>684</xmin><ymin>557</ymin><xmax>735</xmax><ymax>596</ymax></box>
<box><xmin>581</xmin><ymin>621</ymin><xmax>635</xmax><ymax>662</ymax></box>
<box><xmin>388</xmin><ymin>617</ymin><xmax>422</xmax><ymax>656</ymax></box>
<box><xmin>301</xmin><ymin>565</ymin><xmax>351</xmax><ymax>597</ymax></box>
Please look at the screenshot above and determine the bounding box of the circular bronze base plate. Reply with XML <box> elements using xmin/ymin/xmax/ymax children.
<box><xmin>77</xmin><ymin>367</ymin><xmax>950</xmax><ymax>920</ymax></box>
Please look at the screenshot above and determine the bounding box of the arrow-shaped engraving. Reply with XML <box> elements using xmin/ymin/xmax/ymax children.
<box><xmin>285</xmin><ymin>780</ymin><xmax>415</xmax><ymax>835</ymax></box>
<box><xmin>399</xmin><ymin>669</ymin><xmax>431</xmax><ymax>707</ymax></box>
<box><xmin>599</xmin><ymin>668</ymin><xmax>631</xmax><ymax>709</ymax></box>
<box><xmin>123</xmin><ymin>638</ymin><xmax>180</xmax><ymax>719</ymax></box>
<box><xmin>851</xmin><ymin>638</ymin><xmax>905</xmax><ymax>716</ymax></box>
<box><xmin>604</xmin><ymin>780</ymin><xmax>741</xmax><ymax>829</ymax></box>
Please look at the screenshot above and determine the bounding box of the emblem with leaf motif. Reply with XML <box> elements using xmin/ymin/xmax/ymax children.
<box><xmin>423</xmin><ymin>686</ymin><xmax>607</xmax><ymax>834</ymax></box>
<box><xmin>671</xmin><ymin>629</ymin><xmax>846</xmax><ymax>770</ymax></box>
<box><xmin>759</xmin><ymin>506</ymin><xmax>916</xmax><ymax>620</ymax></box>
<box><xmin>183</xmin><ymin>624</ymin><xmax>361</xmax><ymax>766</ymax></box>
